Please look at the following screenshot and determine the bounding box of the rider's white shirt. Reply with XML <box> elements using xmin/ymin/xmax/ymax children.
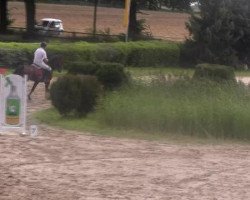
<box><xmin>33</xmin><ymin>47</ymin><xmax>51</xmax><ymax>71</ymax></box>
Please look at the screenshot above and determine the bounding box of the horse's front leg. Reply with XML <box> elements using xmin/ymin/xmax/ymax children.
<box><xmin>28</xmin><ymin>81</ymin><xmax>39</xmax><ymax>100</ymax></box>
<box><xmin>45</xmin><ymin>82</ymin><xmax>50</xmax><ymax>99</ymax></box>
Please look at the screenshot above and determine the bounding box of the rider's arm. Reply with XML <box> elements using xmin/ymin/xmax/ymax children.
<box><xmin>43</xmin><ymin>58</ymin><xmax>49</xmax><ymax>63</ymax></box>
<box><xmin>43</xmin><ymin>50</ymin><xmax>49</xmax><ymax>63</ymax></box>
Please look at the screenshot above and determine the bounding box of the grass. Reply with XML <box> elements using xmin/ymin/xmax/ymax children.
<box><xmin>33</xmin><ymin>108</ymin><xmax>186</xmax><ymax>142</ymax></box>
<box><xmin>127</xmin><ymin>67</ymin><xmax>250</xmax><ymax>78</ymax></box>
<box><xmin>35</xmin><ymin>76</ymin><xmax>250</xmax><ymax>142</ymax></box>
<box><xmin>95</xmin><ymin>79</ymin><xmax>250</xmax><ymax>141</ymax></box>
<box><xmin>126</xmin><ymin>67</ymin><xmax>194</xmax><ymax>77</ymax></box>
<box><xmin>235</xmin><ymin>70</ymin><xmax>250</xmax><ymax>77</ymax></box>
<box><xmin>34</xmin><ymin>108</ymin><xmax>234</xmax><ymax>144</ymax></box>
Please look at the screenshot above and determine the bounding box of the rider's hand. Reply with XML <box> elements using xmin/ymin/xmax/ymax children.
<box><xmin>44</xmin><ymin>58</ymin><xmax>49</xmax><ymax>63</ymax></box>
<box><xmin>48</xmin><ymin>67</ymin><xmax>52</xmax><ymax>71</ymax></box>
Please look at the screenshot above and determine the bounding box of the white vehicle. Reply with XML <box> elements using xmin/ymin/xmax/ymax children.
<box><xmin>35</xmin><ymin>18</ymin><xmax>64</xmax><ymax>36</ymax></box>
<box><xmin>190</xmin><ymin>2</ymin><xmax>200</xmax><ymax>12</ymax></box>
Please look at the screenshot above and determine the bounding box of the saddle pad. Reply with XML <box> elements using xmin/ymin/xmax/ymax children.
<box><xmin>25</xmin><ymin>65</ymin><xmax>44</xmax><ymax>81</ymax></box>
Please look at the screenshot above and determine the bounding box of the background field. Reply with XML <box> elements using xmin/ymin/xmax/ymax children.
<box><xmin>8</xmin><ymin>1</ymin><xmax>190</xmax><ymax>41</ymax></box>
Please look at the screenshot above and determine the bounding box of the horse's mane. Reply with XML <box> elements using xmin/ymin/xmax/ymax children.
<box><xmin>49</xmin><ymin>54</ymin><xmax>63</xmax><ymax>71</ymax></box>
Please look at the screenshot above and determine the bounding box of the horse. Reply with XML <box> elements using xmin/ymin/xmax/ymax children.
<box><xmin>14</xmin><ymin>55</ymin><xmax>63</xmax><ymax>100</ymax></box>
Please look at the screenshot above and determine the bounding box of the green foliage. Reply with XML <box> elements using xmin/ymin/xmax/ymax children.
<box><xmin>93</xmin><ymin>44</ymin><xmax>126</xmax><ymax>63</ymax></box>
<box><xmin>193</xmin><ymin>63</ymin><xmax>236</xmax><ymax>82</ymax></box>
<box><xmin>97</xmin><ymin>79</ymin><xmax>250</xmax><ymax>140</ymax></box>
<box><xmin>96</xmin><ymin>63</ymin><xmax>128</xmax><ymax>90</ymax></box>
<box><xmin>0</xmin><ymin>42</ymin><xmax>37</xmax><ymax>68</ymax></box>
<box><xmin>67</xmin><ymin>61</ymin><xmax>99</xmax><ymax>75</ymax></box>
<box><xmin>67</xmin><ymin>61</ymin><xmax>128</xmax><ymax>90</ymax></box>
<box><xmin>0</xmin><ymin>49</ymin><xmax>31</xmax><ymax>68</ymax></box>
<box><xmin>184</xmin><ymin>0</ymin><xmax>250</xmax><ymax>66</ymax></box>
<box><xmin>125</xmin><ymin>41</ymin><xmax>180</xmax><ymax>67</ymax></box>
<box><xmin>50</xmin><ymin>74</ymin><xmax>102</xmax><ymax>116</ymax></box>
<box><xmin>130</xmin><ymin>19</ymin><xmax>153</xmax><ymax>39</ymax></box>
<box><xmin>75</xmin><ymin>75</ymin><xmax>102</xmax><ymax>116</ymax></box>
<box><xmin>50</xmin><ymin>74</ymin><xmax>81</xmax><ymax>116</ymax></box>
<box><xmin>60</xmin><ymin>41</ymin><xmax>180</xmax><ymax>67</ymax></box>
<box><xmin>164</xmin><ymin>0</ymin><xmax>191</xmax><ymax>11</ymax></box>
<box><xmin>0</xmin><ymin>41</ymin><xmax>180</xmax><ymax>68</ymax></box>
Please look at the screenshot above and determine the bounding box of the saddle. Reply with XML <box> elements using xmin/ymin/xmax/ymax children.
<box><xmin>24</xmin><ymin>64</ymin><xmax>51</xmax><ymax>83</ymax></box>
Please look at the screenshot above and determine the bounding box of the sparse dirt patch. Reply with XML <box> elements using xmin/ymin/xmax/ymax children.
<box><xmin>0</xmin><ymin>82</ymin><xmax>249</xmax><ymax>200</ymax></box>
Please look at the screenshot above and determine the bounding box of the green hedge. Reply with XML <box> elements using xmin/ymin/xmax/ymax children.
<box><xmin>0</xmin><ymin>41</ymin><xmax>180</xmax><ymax>68</ymax></box>
<box><xmin>68</xmin><ymin>61</ymin><xmax>128</xmax><ymax>90</ymax></box>
<box><xmin>193</xmin><ymin>63</ymin><xmax>236</xmax><ymax>82</ymax></box>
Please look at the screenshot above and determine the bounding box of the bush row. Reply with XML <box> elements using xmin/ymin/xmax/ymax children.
<box><xmin>0</xmin><ymin>41</ymin><xmax>180</xmax><ymax>68</ymax></box>
<box><xmin>68</xmin><ymin>61</ymin><xmax>128</xmax><ymax>90</ymax></box>
<box><xmin>50</xmin><ymin>61</ymin><xmax>129</xmax><ymax>116</ymax></box>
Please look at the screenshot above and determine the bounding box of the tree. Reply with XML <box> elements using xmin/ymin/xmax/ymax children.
<box><xmin>0</xmin><ymin>0</ymin><xmax>8</xmax><ymax>33</ymax></box>
<box><xmin>128</xmin><ymin>0</ymin><xmax>154</xmax><ymax>39</ymax></box>
<box><xmin>164</xmin><ymin>0</ymin><xmax>191</xmax><ymax>11</ymax></box>
<box><xmin>128</xmin><ymin>0</ymin><xmax>191</xmax><ymax>39</ymax></box>
<box><xmin>183</xmin><ymin>0</ymin><xmax>250</xmax><ymax>66</ymax></box>
<box><xmin>128</xmin><ymin>0</ymin><xmax>138</xmax><ymax>38</ymax></box>
<box><xmin>93</xmin><ymin>0</ymin><xmax>99</xmax><ymax>35</ymax></box>
<box><xmin>24</xmin><ymin>0</ymin><xmax>36</xmax><ymax>35</ymax></box>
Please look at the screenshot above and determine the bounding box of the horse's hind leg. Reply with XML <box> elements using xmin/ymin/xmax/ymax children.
<box><xmin>28</xmin><ymin>81</ymin><xmax>39</xmax><ymax>100</ymax></box>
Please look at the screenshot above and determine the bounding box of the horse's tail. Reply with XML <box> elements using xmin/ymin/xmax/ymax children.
<box><xmin>13</xmin><ymin>65</ymin><xmax>24</xmax><ymax>76</ymax></box>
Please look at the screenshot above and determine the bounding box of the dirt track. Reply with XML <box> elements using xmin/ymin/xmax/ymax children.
<box><xmin>8</xmin><ymin>1</ymin><xmax>189</xmax><ymax>41</ymax></box>
<box><xmin>0</xmin><ymin>83</ymin><xmax>250</xmax><ymax>199</ymax></box>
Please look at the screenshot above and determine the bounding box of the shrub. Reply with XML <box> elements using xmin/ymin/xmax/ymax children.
<box><xmin>50</xmin><ymin>75</ymin><xmax>81</xmax><ymax>116</ymax></box>
<box><xmin>96</xmin><ymin>62</ymin><xmax>128</xmax><ymax>90</ymax></box>
<box><xmin>76</xmin><ymin>75</ymin><xmax>102</xmax><ymax>116</ymax></box>
<box><xmin>67</xmin><ymin>61</ymin><xmax>128</xmax><ymax>90</ymax></box>
<box><xmin>67</xmin><ymin>61</ymin><xmax>99</xmax><ymax>75</ymax></box>
<box><xmin>193</xmin><ymin>63</ymin><xmax>236</xmax><ymax>82</ymax></box>
<box><xmin>50</xmin><ymin>74</ymin><xmax>102</xmax><ymax>116</ymax></box>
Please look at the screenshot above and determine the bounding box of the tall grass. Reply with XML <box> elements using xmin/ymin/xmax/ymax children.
<box><xmin>96</xmin><ymin>79</ymin><xmax>250</xmax><ymax>140</ymax></box>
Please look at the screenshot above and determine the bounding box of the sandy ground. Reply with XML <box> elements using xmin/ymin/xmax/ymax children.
<box><xmin>0</xmin><ymin>82</ymin><xmax>250</xmax><ymax>200</ymax></box>
<box><xmin>3</xmin><ymin>3</ymin><xmax>250</xmax><ymax>199</ymax></box>
<box><xmin>8</xmin><ymin>1</ymin><xmax>189</xmax><ymax>41</ymax></box>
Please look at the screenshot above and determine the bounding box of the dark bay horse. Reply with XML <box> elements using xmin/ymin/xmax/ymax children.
<box><xmin>14</xmin><ymin>55</ymin><xmax>63</xmax><ymax>100</ymax></box>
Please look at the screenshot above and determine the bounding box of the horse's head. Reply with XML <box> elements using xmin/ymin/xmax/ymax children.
<box><xmin>49</xmin><ymin>55</ymin><xmax>63</xmax><ymax>73</ymax></box>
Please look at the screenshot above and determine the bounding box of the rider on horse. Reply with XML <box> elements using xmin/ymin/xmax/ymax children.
<box><xmin>33</xmin><ymin>42</ymin><xmax>51</xmax><ymax>81</ymax></box>
<box><xmin>13</xmin><ymin>42</ymin><xmax>62</xmax><ymax>100</ymax></box>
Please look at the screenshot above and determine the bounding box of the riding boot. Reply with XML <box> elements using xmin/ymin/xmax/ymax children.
<box><xmin>43</xmin><ymin>69</ymin><xmax>50</xmax><ymax>82</ymax></box>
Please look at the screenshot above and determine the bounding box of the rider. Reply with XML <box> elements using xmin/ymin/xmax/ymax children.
<box><xmin>33</xmin><ymin>42</ymin><xmax>52</xmax><ymax>78</ymax></box>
